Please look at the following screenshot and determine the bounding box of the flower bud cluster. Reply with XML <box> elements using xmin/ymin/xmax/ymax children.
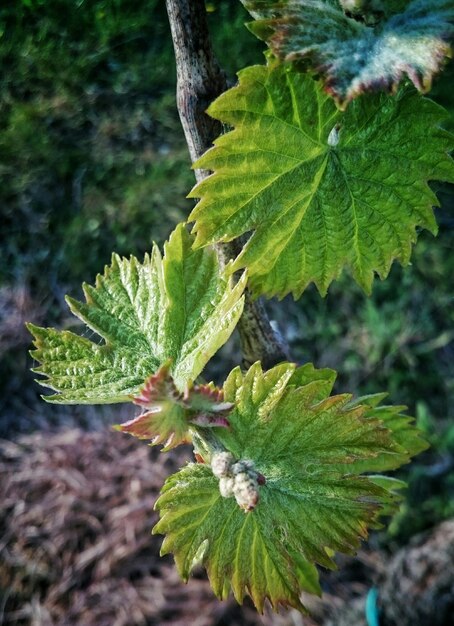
<box><xmin>211</xmin><ymin>451</ymin><xmax>265</xmax><ymax>512</ymax></box>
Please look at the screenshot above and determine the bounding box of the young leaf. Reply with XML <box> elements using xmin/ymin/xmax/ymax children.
<box><xmin>341</xmin><ymin>393</ymin><xmax>429</xmax><ymax>472</ymax></box>
<box><xmin>217</xmin><ymin>362</ymin><xmax>403</xmax><ymax>470</ymax></box>
<box><xmin>189</xmin><ymin>64</ymin><xmax>454</xmax><ymax>299</ymax></box>
<box><xmin>116</xmin><ymin>363</ymin><xmax>232</xmax><ymax>452</ymax></box>
<box><xmin>154</xmin><ymin>361</ymin><xmax>412</xmax><ymax>612</ymax></box>
<box><xmin>242</xmin><ymin>0</ymin><xmax>454</xmax><ymax>107</ymax></box>
<box><xmin>28</xmin><ymin>224</ymin><xmax>246</xmax><ymax>403</ymax></box>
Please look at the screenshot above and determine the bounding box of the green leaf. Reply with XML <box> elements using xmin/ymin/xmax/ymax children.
<box><xmin>154</xmin><ymin>361</ymin><xmax>410</xmax><ymax>611</ymax></box>
<box><xmin>189</xmin><ymin>64</ymin><xmax>454</xmax><ymax>298</ymax></box>
<box><xmin>28</xmin><ymin>224</ymin><xmax>246</xmax><ymax>403</ymax></box>
<box><xmin>242</xmin><ymin>0</ymin><xmax>454</xmax><ymax>107</ymax></box>
<box><xmin>368</xmin><ymin>475</ymin><xmax>407</xmax><ymax>493</ymax></box>
<box><xmin>288</xmin><ymin>362</ymin><xmax>337</xmax><ymax>399</ymax></box>
<box><xmin>342</xmin><ymin>393</ymin><xmax>429</xmax><ymax>472</ymax></box>
<box><xmin>218</xmin><ymin>362</ymin><xmax>402</xmax><ymax>470</ymax></box>
<box><xmin>116</xmin><ymin>363</ymin><xmax>232</xmax><ymax>452</ymax></box>
<box><xmin>367</xmin><ymin>474</ymin><xmax>408</xmax><ymax>518</ymax></box>
<box><xmin>155</xmin><ymin>463</ymin><xmax>323</xmax><ymax>612</ymax></box>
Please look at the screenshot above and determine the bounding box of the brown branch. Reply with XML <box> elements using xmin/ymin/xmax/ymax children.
<box><xmin>165</xmin><ymin>0</ymin><xmax>289</xmax><ymax>369</ymax></box>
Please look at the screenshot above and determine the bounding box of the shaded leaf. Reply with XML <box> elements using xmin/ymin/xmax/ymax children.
<box><xmin>242</xmin><ymin>0</ymin><xmax>454</xmax><ymax>106</ymax></box>
<box><xmin>28</xmin><ymin>224</ymin><xmax>246</xmax><ymax>403</ymax></box>
<box><xmin>189</xmin><ymin>64</ymin><xmax>454</xmax><ymax>298</ymax></box>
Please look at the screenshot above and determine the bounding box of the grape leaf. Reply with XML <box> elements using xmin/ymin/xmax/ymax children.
<box><xmin>116</xmin><ymin>363</ymin><xmax>232</xmax><ymax>451</ymax></box>
<box><xmin>288</xmin><ymin>361</ymin><xmax>337</xmax><ymax>398</ymax></box>
<box><xmin>189</xmin><ymin>64</ymin><xmax>454</xmax><ymax>299</ymax></box>
<box><xmin>368</xmin><ymin>474</ymin><xmax>407</xmax><ymax>518</ymax></box>
<box><xmin>154</xmin><ymin>361</ymin><xmax>410</xmax><ymax>611</ymax></box>
<box><xmin>242</xmin><ymin>0</ymin><xmax>454</xmax><ymax>107</ymax></box>
<box><xmin>217</xmin><ymin>362</ymin><xmax>403</xmax><ymax>469</ymax></box>
<box><xmin>28</xmin><ymin>224</ymin><xmax>246</xmax><ymax>403</ymax></box>
<box><xmin>341</xmin><ymin>393</ymin><xmax>429</xmax><ymax>472</ymax></box>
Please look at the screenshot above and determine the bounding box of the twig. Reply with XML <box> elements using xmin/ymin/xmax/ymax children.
<box><xmin>165</xmin><ymin>0</ymin><xmax>289</xmax><ymax>368</ymax></box>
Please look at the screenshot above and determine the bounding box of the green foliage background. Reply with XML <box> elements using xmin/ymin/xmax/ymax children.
<box><xmin>1</xmin><ymin>0</ymin><xmax>453</xmax><ymax>541</ymax></box>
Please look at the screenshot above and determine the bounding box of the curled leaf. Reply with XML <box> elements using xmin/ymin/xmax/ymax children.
<box><xmin>116</xmin><ymin>364</ymin><xmax>231</xmax><ymax>452</ymax></box>
<box><xmin>242</xmin><ymin>0</ymin><xmax>454</xmax><ymax>107</ymax></box>
<box><xmin>116</xmin><ymin>363</ymin><xmax>189</xmax><ymax>451</ymax></box>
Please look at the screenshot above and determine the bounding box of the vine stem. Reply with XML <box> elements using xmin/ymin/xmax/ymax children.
<box><xmin>165</xmin><ymin>0</ymin><xmax>289</xmax><ymax>369</ymax></box>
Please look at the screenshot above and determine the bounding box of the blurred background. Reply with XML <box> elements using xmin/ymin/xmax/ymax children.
<box><xmin>0</xmin><ymin>1</ymin><xmax>453</xmax><ymax>624</ymax></box>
